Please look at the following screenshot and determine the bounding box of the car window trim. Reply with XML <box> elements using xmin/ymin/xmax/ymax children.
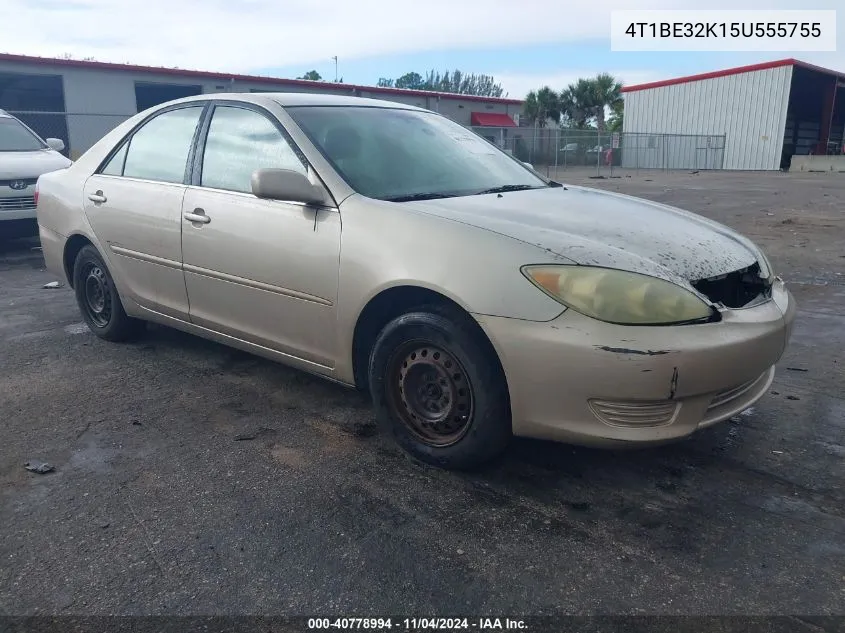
<box><xmin>92</xmin><ymin>174</ymin><xmax>188</xmax><ymax>189</ymax></box>
<box><xmin>94</xmin><ymin>101</ymin><xmax>211</xmax><ymax>184</ymax></box>
<box><xmin>102</xmin><ymin>142</ymin><xmax>129</xmax><ymax>177</ymax></box>
<box><xmin>96</xmin><ymin>138</ymin><xmax>127</xmax><ymax>176</ymax></box>
<box><xmin>191</xmin><ymin>100</ymin><xmax>311</xmax><ymax>191</ymax></box>
<box><xmin>183</xmin><ymin>182</ymin><xmax>337</xmax><ymax>211</ymax></box>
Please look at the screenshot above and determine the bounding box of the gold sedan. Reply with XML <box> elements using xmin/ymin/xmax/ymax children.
<box><xmin>35</xmin><ymin>93</ymin><xmax>796</xmax><ymax>469</ymax></box>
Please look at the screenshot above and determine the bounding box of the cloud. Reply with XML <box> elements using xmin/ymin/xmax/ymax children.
<box><xmin>1</xmin><ymin>0</ymin><xmax>698</xmax><ymax>72</ymax></box>
<box><xmin>3</xmin><ymin>0</ymin><xmax>843</xmax><ymax>82</ymax></box>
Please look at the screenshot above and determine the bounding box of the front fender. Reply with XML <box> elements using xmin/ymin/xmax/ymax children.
<box><xmin>333</xmin><ymin>195</ymin><xmax>567</xmax><ymax>381</ymax></box>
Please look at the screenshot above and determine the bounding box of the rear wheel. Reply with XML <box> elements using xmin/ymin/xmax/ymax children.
<box><xmin>368</xmin><ymin>306</ymin><xmax>511</xmax><ymax>469</ymax></box>
<box><xmin>73</xmin><ymin>245</ymin><xmax>144</xmax><ymax>341</ymax></box>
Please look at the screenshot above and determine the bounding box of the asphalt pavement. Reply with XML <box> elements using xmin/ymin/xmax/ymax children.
<box><xmin>0</xmin><ymin>171</ymin><xmax>843</xmax><ymax>616</ymax></box>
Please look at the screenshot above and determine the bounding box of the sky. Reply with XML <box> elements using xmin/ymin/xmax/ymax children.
<box><xmin>2</xmin><ymin>0</ymin><xmax>843</xmax><ymax>99</ymax></box>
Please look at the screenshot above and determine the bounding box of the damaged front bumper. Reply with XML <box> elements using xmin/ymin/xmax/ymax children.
<box><xmin>474</xmin><ymin>279</ymin><xmax>796</xmax><ymax>447</ymax></box>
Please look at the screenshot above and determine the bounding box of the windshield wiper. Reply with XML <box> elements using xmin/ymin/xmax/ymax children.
<box><xmin>383</xmin><ymin>192</ymin><xmax>455</xmax><ymax>202</ymax></box>
<box><xmin>473</xmin><ymin>184</ymin><xmax>543</xmax><ymax>195</ymax></box>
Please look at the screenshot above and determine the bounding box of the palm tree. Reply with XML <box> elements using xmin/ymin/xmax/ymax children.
<box><xmin>297</xmin><ymin>70</ymin><xmax>322</xmax><ymax>81</ymax></box>
<box><xmin>607</xmin><ymin>99</ymin><xmax>624</xmax><ymax>132</ymax></box>
<box><xmin>537</xmin><ymin>87</ymin><xmax>561</xmax><ymax>127</ymax></box>
<box><xmin>591</xmin><ymin>73</ymin><xmax>623</xmax><ymax>132</ymax></box>
<box><xmin>560</xmin><ymin>80</ymin><xmax>594</xmax><ymax>129</ymax></box>
<box><xmin>523</xmin><ymin>87</ymin><xmax>560</xmax><ymax>128</ymax></box>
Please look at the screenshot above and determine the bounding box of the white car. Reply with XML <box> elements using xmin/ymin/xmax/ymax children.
<box><xmin>1</xmin><ymin>109</ymin><xmax>72</xmax><ymax>238</ymax></box>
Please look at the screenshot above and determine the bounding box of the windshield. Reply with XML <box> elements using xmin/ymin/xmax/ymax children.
<box><xmin>286</xmin><ymin>106</ymin><xmax>548</xmax><ymax>201</ymax></box>
<box><xmin>0</xmin><ymin>117</ymin><xmax>46</xmax><ymax>151</ymax></box>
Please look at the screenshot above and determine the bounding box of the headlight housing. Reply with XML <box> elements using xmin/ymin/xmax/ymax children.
<box><xmin>522</xmin><ymin>265</ymin><xmax>715</xmax><ymax>325</ymax></box>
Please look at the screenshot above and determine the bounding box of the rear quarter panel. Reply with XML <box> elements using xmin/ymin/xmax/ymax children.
<box><xmin>36</xmin><ymin>110</ymin><xmax>151</xmax><ymax>285</ymax></box>
<box><xmin>36</xmin><ymin>167</ymin><xmax>95</xmax><ymax>283</ymax></box>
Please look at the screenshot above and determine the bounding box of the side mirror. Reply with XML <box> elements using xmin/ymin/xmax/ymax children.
<box><xmin>251</xmin><ymin>168</ymin><xmax>326</xmax><ymax>205</ymax></box>
<box><xmin>523</xmin><ymin>161</ymin><xmax>535</xmax><ymax>170</ymax></box>
<box><xmin>46</xmin><ymin>138</ymin><xmax>65</xmax><ymax>152</ymax></box>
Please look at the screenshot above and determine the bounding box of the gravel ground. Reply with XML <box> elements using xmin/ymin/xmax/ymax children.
<box><xmin>0</xmin><ymin>170</ymin><xmax>843</xmax><ymax>617</ymax></box>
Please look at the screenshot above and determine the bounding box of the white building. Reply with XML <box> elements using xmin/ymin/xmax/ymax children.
<box><xmin>621</xmin><ymin>59</ymin><xmax>845</xmax><ymax>171</ymax></box>
<box><xmin>0</xmin><ymin>53</ymin><xmax>522</xmax><ymax>159</ymax></box>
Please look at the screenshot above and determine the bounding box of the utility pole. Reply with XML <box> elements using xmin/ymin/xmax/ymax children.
<box><xmin>331</xmin><ymin>56</ymin><xmax>338</xmax><ymax>82</ymax></box>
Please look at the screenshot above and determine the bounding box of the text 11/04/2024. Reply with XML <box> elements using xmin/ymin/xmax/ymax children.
<box><xmin>307</xmin><ymin>617</ymin><xmax>528</xmax><ymax>630</ymax></box>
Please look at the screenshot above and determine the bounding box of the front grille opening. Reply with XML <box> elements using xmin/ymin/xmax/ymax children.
<box><xmin>0</xmin><ymin>196</ymin><xmax>36</xmax><ymax>211</ymax></box>
<box><xmin>692</xmin><ymin>262</ymin><xmax>770</xmax><ymax>308</ymax></box>
<box><xmin>588</xmin><ymin>398</ymin><xmax>679</xmax><ymax>428</ymax></box>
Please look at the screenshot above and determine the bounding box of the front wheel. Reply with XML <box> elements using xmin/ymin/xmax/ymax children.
<box><xmin>368</xmin><ymin>306</ymin><xmax>511</xmax><ymax>469</ymax></box>
<box><xmin>73</xmin><ymin>244</ymin><xmax>144</xmax><ymax>341</ymax></box>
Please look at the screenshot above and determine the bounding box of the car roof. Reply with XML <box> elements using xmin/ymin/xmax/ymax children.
<box><xmin>164</xmin><ymin>92</ymin><xmax>429</xmax><ymax>111</ymax></box>
<box><xmin>273</xmin><ymin>92</ymin><xmax>428</xmax><ymax>109</ymax></box>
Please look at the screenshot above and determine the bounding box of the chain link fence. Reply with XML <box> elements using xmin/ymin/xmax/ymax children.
<box><xmin>6</xmin><ymin>111</ymin><xmax>132</xmax><ymax>160</ymax></box>
<box><xmin>6</xmin><ymin>110</ymin><xmax>731</xmax><ymax>174</ymax></box>
<box><xmin>470</xmin><ymin>126</ymin><xmax>727</xmax><ymax>178</ymax></box>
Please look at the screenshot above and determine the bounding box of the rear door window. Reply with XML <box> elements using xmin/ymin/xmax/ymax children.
<box><xmin>121</xmin><ymin>106</ymin><xmax>204</xmax><ymax>184</ymax></box>
<box><xmin>101</xmin><ymin>143</ymin><xmax>128</xmax><ymax>176</ymax></box>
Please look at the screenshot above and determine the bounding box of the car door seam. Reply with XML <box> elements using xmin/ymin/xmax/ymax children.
<box><xmin>179</xmin><ymin>186</ymin><xmax>192</xmax><ymax>319</ymax></box>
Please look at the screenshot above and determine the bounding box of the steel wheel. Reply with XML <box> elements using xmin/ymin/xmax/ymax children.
<box><xmin>82</xmin><ymin>263</ymin><xmax>112</xmax><ymax>328</ymax></box>
<box><xmin>72</xmin><ymin>245</ymin><xmax>144</xmax><ymax>342</ymax></box>
<box><xmin>386</xmin><ymin>340</ymin><xmax>475</xmax><ymax>447</ymax></box>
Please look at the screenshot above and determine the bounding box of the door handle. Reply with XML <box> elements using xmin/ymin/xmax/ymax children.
<box><xmin>184</xmin><ymin>209</ymin><xmax>211</xmax><ymax>224</ymax></box>
<box><xmin>87</xmin><ymin>191</ymin><xmax>107</xmax><ymax>204</ymax></box>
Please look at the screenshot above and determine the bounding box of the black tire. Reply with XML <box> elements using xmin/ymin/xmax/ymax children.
<box><xmin>72</xmin><ymin>244</ymin><xmax>144</xmax><ymax>342</ymax></box>
<box><xmin>368</xmin><ymin>305</ymin><xmax>511</xmax><ymax>470</ymax></box>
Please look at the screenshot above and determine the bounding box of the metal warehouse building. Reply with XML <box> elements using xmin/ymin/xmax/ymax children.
<box><xmin>621</xmin><ymin>59</ymin><xmax>845</xmax><ymax>171</ymax></box>
<box><xmin>0</xmin><ymin>53</ymin><xmax>522</xmax><ymax>160</ymax></box>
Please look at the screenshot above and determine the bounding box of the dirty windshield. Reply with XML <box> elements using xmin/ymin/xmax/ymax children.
<box><xmin>286</xmin><ymin>106</ymin><xmax>548</xmax><ymax>201</ymax></box>
<box><xmin>0</xmin><ymin>117</ymin><xmax>46</xmax><ymax>152</ymax></box>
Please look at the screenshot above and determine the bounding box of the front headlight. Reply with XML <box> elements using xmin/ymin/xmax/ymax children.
<box><xmin>522</xmin><ymin>265</ymin><xmax>714</xmax><ymax>325</ymax></box>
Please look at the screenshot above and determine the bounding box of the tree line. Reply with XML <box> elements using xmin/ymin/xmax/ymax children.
<box><xmin>297</xmin><ymin>70</ymin><xmax>343</xmax><ymax>83</ymax></box>
<box><xmin>523</xmin><ymin>74</ymin><xmax>623</xmax><ymax>132</ymax></box>
<box><xmin>293</xmin><ymin>67</ymin><xmax>623</xmax><ymax>132</ymax></box>
<box><xmin>294</xmin><ymin>68</ymin><xmax>505</xmax><ymax>97</ymax></box>
<box><xmin>376</xmin><ymin>71</ymin><xmax>506</xmax><ymax>98</ymax></box>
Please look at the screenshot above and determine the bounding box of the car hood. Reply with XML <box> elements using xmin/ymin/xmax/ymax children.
<box><xmin>405</xmin><ymin>185</ymin><xmax>763</xmax><ymax>287</ymax></box>
<box><xmin>0</xmin><ymin>149</ymin><xmax>72</xmax><ymax>180</ymax></box>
